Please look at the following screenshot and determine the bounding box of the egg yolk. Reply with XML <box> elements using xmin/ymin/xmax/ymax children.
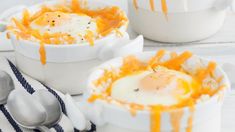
<box><xmin>111</xmin><ymin>66</ymin><xmax>199</xmax><ymax>106</ymax></box>
<box><xmin>139</xmin><ymin>67</ymin><xmax>176</xmax><ymax>92</ymax></box>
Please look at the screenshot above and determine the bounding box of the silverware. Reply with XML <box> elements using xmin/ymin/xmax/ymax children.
<box><xmin>0</xmin><ymin>70</ymin><xmax>14</xmax><ymax>104</ymax></box>
<box><xmin>7</xmin><ymin>89</ymin><xmax>62</xmax><ymax>132</ymax></box>
<box><xmin>32</xmin><ymin>89</ymin><xmax>62</xmax><ymax>127</ymax></box>
<box><xmin>1</xmin><ymin>70</ymin><xmax>62</xmax><ymax>131</ymax></box>
<box><xmin>7</xmin><ymin>89</ymin><xmax>50</xmax><ymax>131</ymax></box>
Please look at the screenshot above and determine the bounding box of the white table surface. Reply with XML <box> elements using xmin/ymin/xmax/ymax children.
<box><xmin>0</xmin><ymin>1</ymin><xmax>235</xmax><ymax>132</ymax></box>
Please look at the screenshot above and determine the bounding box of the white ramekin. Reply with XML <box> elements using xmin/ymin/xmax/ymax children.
<box><xmin>128</xmin><ymin>0</ymin><xmax>234</xmax><ymax>43</ymax></box>
<box><xmin>77</xmin><ymin>51</ymin><xmax>230</xmax><ymax>132</ymax></box>
<box><xmin>6</xmin><ymin>0</ymin><xmax>144</xmax><ymax>95</ymax></box>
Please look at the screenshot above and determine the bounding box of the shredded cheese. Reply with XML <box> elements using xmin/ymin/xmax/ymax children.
<box><xmin>150</xmin><ymin>0</ymin><xmax>155</xmax><ymax>11</ymax></box>
<box><xmin>84</xmin><ymin>30</ymin><xmax>94</xmax><ymax>46</ymax></box>
<box><xmin>161</xmin><ymin>0</ymin><xmax>168</xmax><ymax>19</ymax></box>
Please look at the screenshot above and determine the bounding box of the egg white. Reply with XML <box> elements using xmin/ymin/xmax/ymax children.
<box><xmin>30</xmin><ymin>12</ymin><xmax>97</xmax><ymax>43</ymax></box>
<box><xmin>111</xmin><ymin>67</ymin><xmax>195</xmax><ymax>106</ymax></box>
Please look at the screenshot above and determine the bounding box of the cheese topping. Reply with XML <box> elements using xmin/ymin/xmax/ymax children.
<box><xmin>150</xmin><ymin>0</ymin><xmax>155</xmax><ymax>11</ymax></box>
<box><xmin>133</xmin><ymin>0</ymin><xmax>139</xmax><ymax>10</ymax></box>
<box><xmin>133</xmin><ymin>0</ymin><xmax>168</xmax><ymax>18</ymax></box>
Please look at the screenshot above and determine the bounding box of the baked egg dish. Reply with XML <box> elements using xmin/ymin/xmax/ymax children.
<box><xmin>88</xmin><ymin>50</ymin><xmax>228</xmax><ymax>132</ymax></box>
<box><xmin>7</xmin><ymin>0</ymin><xmax>128</xmax><ymax>64</ymax></box>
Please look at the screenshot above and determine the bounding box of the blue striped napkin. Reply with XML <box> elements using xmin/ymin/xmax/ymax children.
<box><xmin>0</xmin><ymin>57</ymin><xmax>96</xmax><ymax>132</ymax></box>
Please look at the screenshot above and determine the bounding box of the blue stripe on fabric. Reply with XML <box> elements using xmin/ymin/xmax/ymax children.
<box><xmin>33</xmin><ymin>129</ymin><xmax>40</xmax><ymax>132</ymax></box>
<box><xmin>88</xmin><ymin>123</ymin><xmax>96</xmax><ymax>132</ymax></box>
<box><xmin>74</xmin><ymin>122</ymin><xmax>95</xmax><ymax>132</ymax></box>
<box><xmin>74</xmin><ymin>128</ymin><xmax>80</xmax><ymax>132</ymax></box>
<box><xmin>0</xmin><ymin>105</ymin><xmax>23</xmax><ymax>132</ymax></box>
<box><xmin>7</xmin><ymin>60</ymin><xmax>65</xmax><ymax>132</ymax></box>
<box><xmin>53</xmin><ymin>124</ymin><xmax>64</xmax><ymax>132</ymax></box>
<box><xmin>7</xmin><ymin>60</ymin><xmax>35</xmax><ymax>94</ymax></box>
<box><xmin>74</xmin><ymin>123</ymin><xmax>96</xmax><ymax>132</ymax></box>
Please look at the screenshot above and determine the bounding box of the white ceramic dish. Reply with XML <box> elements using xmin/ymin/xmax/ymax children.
<box><xmin>0</xmin><ymin>0</ymin><xmax>128</xmax><ymax>51</ymax></box>
<box><xmin>128</xmin><ymin>0</ymin><xmax>234</xmax><ymax>43</ymax></box>
<box><xmin>74</xmin><ymin>51</ymin><xmax>230</xmax><ymax>132</ymax></box>
<box><xmin>5</xmin><ymin>0</ymin><xmax>144</xmax><ymax>95</ymax></box>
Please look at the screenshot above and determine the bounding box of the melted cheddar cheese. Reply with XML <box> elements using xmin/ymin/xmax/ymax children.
<box><xmin>133</xmin><ymin>0</ymin><xmax>139</xmax><ymax>10</ymax></box>
<box><xmin>150</xmin><ymin>0</ymin><xmax>155</xmax><ymax>11</ymax></box>
<box><xmin>132</xmin><ymin>0</ymin><xmax>168</xmax><ymax>19</ymax></box>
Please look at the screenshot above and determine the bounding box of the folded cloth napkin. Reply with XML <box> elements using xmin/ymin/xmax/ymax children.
<box><xmin>0</xmin><ymin>57</ymin><xmax>96</xmax><ymax>132</ymax></box>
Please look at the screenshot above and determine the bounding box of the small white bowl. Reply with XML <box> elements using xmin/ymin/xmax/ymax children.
<box><xmin>7</xmin><ymin>0</ymin><xmax>144</xmax><ymax>95</ymax></box>
<box><xmin>128</xmin><ymin>0</ymin><xmax>233</xmax><ymax>43</ymax></box>
<box><xmin>81</xmin><ymin>51</ymin><xmax>230</xmax><ymax>132</ymax></box>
